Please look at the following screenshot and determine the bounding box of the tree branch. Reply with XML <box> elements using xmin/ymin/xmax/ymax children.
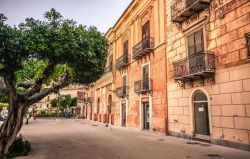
<box><xmin>3</xmin><ymin>73</ymin><xmax>17</xmax><ymax>107</ymax></box>
<box><xmin>0</xmin><ymin>78</ymin><xmax>8</xmax><ymax>93</ymax></box>
<box><xmin>27</xmin><ymin>71</ymin><xmax>70</xmax><ymax>105</ymax></box>
<box><xmin>24</xmin><ymin>63</ymin><xmax>55</xmax><ymax>98</ymax></box>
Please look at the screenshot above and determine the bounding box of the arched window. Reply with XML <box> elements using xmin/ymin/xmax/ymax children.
<box><xmin>194</xmin><ymin>91</ymin><xmax>207</xmax><ymax>102</ymax></box>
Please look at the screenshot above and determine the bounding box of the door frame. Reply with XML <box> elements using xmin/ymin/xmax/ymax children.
<box><xmin>142</xmin><ymin>102</ymin><xmax>150</xmax><ymax>130</ymax></box>
<box><xmin>119</xmin><ymin>98</ymin><xmax>128</xmax><ymax>127</ymax></box>
<box><xmin>139</xmin><ymin>96</ymin><xmax>152</xmax><ymax>130</ymax></box>
<box><xmin>189</xmin><ymin>87</ymin><xmax>212</xmax><ymax>136</ymax></box>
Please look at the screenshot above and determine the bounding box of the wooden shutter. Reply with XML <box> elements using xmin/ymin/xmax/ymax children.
<box><xmin>195</xmin><ymin>29</ymin><xmax>204</xmax><ymax>53</ymax></box>
<box><xmin>109</xmin><ymin>54</ymin><xmax>113</xmax><ymax>68</ymax></box>
<box><xmin>123</xmin><ymin>75</ymin><xmax>127</xmax><ymax>86</ymax></box>
<box><xmin>143</xmin><ymin>65</ymin><xmax>149</xmax><ymax>79</ymax></box>
<box><xmin>123</xmin><ymin>40</ymin><xmax>128</xmax><ymax>55</ymax></box>
<box><xmin>188</xmin><ymin>34</ymin><xmax>195</xmax><ymax>56</ymax></box>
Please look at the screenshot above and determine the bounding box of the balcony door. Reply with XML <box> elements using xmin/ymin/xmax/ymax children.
<box><xmin>187</xmin><ymin>29</ymin><xmax>205</xmax><ymax>74</ymax></box>
<box><xmin>109</xmin><ymin>54</ymin><xmax>113</xmax><ymax>71</ymax></box>
<box><xmin>123</xmin><ymin>40</ymin><xmax>128</xmax><ymax>62</ymax></box>
<box><xmin>142</xmin><ymin>64</ymin><xmax>149</xmax><ymax>90</ymax></box>
<box><xmin>142</xmin><ymin>21</ymin><xmax>150</xmax><ymax>49</ymax></box>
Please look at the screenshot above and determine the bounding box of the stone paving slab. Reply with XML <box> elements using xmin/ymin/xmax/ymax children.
<box><xmin>16</xmin><ymin>119</ymin><xmax>250</xmax><ymax>159</ymax></box>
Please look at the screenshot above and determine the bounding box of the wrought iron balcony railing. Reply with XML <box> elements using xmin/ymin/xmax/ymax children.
<box><xmin>104</xmin><ymin>65</ymin><xmax>113</xmax><ymax>73</ymax></box>
<box><xmin>115</xmin><ymin>54</ymin><xmax>131</xmax><ymax>70</ymax></box>
<box><xmin>132</xmin><ymin>37</ymin><xmax>154</xmax><ymax>59</ymax></box>
<box><xmin>86</xmin><ymin>97</ymin><xmax>93</xmax><ymax>103</ymax></box>
<box><xmin>116</xmin><ymin>86</ymin><xmax>128</xmax><ymax>97</ymax></box>
<box><xmin>171</xmin><ymin>0</ymin><xmax>210</xmax><ymax>23</ymax></box>
<box><xmin>173</xmin><ymin>52</ymin><xmax>215</xmax><ymax>80</ymax></box>
<box><xmin>134</xmin><ymin>78</ymin><xmax>152</xmax><ymax>94</ymax></box>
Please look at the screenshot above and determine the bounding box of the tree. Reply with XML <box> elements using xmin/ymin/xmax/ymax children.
<box><xmin>0</xmin><ymin>8</ymin><xmax>108</xmax><ymax>154</ymax></box>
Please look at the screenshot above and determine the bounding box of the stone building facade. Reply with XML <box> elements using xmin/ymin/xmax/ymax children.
<box><xmin>88</xmin><ymin>0</ymin><xmax>168</xmax><ymax>132</ymax></box>
<box><xmin>166</xmin><ymin>0</ymin><xmax>250</xmax><ymax>150</ymax></box>
<box><xmin>84</xmin><ymin>0</ymin><xmax>250</xmax><ymax>150</ymax></box>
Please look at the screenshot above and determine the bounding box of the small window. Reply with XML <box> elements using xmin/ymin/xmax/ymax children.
<box><xmin>245</xmin><ymin>32</ymin><xmax>250</xmax><ymax>58</ymax></box>
<box><xmin>187</xmin><ymin>29</ymin><xmax>204</xmax><ymax>56</ymax></box>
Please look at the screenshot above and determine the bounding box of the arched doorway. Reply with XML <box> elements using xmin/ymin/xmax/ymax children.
<box><xmin>193</xmin><ymin>91</ymin><xmax>210</xmax><ymax>135</ymax></box>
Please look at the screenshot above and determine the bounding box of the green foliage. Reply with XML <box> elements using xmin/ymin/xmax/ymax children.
<box><xmin>50</xmin><ymin>98</ymin><xmax>58</xmax><ymax>108</ymax></box>
<box><xmin>0</xmin><ymin>103</ymin><xmax>9</xmax><ymax>108</ymax></box>
<box><xmin>70</xmin><ymin>97</ymin><xmax>77</xmax><ymax>107</ymax></box>
<box><xmin>0</xmin><ymin>8</ymin><xmax>108</xmax><ymax>92</ymax></box>
<box><xmin>40</xmin><ymin>110</ymin><xmax>46</xmax><ymax>115</ymax></box>
<box><xmin>7</xmin><ymin>134</ymin><xmax>31</xmax><ymax>157</ymax></box>
<box><xmin>0</xmin><ymin>92</ymin><xmax>8</xmax><ymax>103</ymax></box>
<box><xmin>50</xmin><ymin>94</ymin><xmax>77</xmax><ymax>112</ymax></box>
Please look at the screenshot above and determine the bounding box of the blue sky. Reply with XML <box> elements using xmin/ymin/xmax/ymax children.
<box><xmin>0</xmin><ymin>0</ymin><xmax>132</xmax><ymax>33</ymax></box>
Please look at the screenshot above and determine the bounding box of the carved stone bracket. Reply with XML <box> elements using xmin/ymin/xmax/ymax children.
<box><xmin>177</xmin><ymin>80</ymin><xmax>185</xmax><ymax>89</ymax></box>
<box><xmin>185</xmin><ymin>79</ymin><xmax>193</xmax><ymax>88</ymax></box>
<box><xmin>206</xmin><ymin>76</ymin><xmax>215</xmax><ymax>85</ymax></box>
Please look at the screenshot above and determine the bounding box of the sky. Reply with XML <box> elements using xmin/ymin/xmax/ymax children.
<box><xmin>0</xmin><ymin>0</ymin><xmax>132</xmax><ymax>33</ymax></box>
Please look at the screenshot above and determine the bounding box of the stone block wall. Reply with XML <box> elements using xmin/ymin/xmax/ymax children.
<box><xmin>166</xmin><ymin>0</ymin><xmax>250</xmax><ymax>147</ymax></box>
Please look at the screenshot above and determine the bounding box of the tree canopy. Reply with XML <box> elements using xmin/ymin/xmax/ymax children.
<box><xmin>0</xmin><ymin>8</ymin><xmax>108</xmax><ymax>154</ymax></box>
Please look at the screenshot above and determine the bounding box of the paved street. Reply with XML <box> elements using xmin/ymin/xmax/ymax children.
<box><xmin>17</xmin><ymin>119</ymin><xmax>250</xmax><ymax>159</ymax></box>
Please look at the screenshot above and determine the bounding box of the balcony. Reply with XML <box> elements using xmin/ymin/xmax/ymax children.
<box><xmin>134</xmin><ymin>78</ymin><xmax>152</xmax><ymax>94</ymax></box>
<box><xmin>104</xmin><ymin>65</ymin><xmax>113</xmax><ymax>73</ymax></box>
<box><xmin>171</xmin><ymin>0</ymin><xmax>210</xmax><ymax>23</ymax></box>
<box><xmin>116</xmin><ymin>86</ymin><xmax>128</xmax><ymax>97</ymax></box>
<box><xmin>173</xmin><ymin>52</ymin><xmax>215</xmax><ymax>80</ymax></box>
<box><xmin>132</xmin><ymin>37</ymin><xmax>154</xmax><ymax>59</ymax></box>
<box><xmin>87</xmin><ymin>97</ymin><xmax>93</xmax><ymax>103</ymax></box>
<box><xmin>115</xmin><ymin>54</ymin><xmax>131</xmax><ymax>70</ymax></box>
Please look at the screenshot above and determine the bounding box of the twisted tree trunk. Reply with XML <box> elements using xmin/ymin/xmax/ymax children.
<box><xmin>0</xmin><ymin>71</ymin><xmax>69</xmax><ymax>155</ymax></box>
<box><xmin>0</xmin><ymin>102</ymin><xmax>26</xmax><ymax>154</ymax></box>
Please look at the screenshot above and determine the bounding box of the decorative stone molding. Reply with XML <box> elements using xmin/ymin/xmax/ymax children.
<box><xmin>140</xmin><ymin>6</ymin><xmax>153</xmax><ymax>26</ymax></box>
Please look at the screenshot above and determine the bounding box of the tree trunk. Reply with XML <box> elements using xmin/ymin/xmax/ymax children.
<box><xmin>0</xmin><ymin>102</ymin><xmax>25</xmax><ymax>154</ymax></box>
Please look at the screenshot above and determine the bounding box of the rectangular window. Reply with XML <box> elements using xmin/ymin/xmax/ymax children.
<box><xmin>245</xmin><ymin>32</ymin><xmax>250</xmax><ymax>58</ymax></box>
<box><xmin>187</xmin><ymin>29</ymin><xmax>204</xmax><ymax>56</ymax></box>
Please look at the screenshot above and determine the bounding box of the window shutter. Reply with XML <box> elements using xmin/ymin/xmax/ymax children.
<box><xmin>142</xmin><ymin>21</ymin><xmax>150</xmax><ymax>39</ymax></box>
<box><xmin>109</xmin><ymin>54</ymin><xmax>113</xmax><ymax>68</ymax></box>
<box><xmin>195</xmin><ymin>29</ymin><xmax>204</xmax><ymax>53</ymax></box>
<box><xmin>143</xmin><ymin>65</ymin><xmax>149</xmax><ymax>79</ymax></box>
<box><xmin>123</xmin><ymin>75</ymin><xmax>127</xmax><ymax>86</ymax></box>
<box><xmin>188</xmin><ymin>34</ymin><xmax>195</xmax><ymax>56</ymax></box>
<box><xmin>123</xmin><ymin>41</ymin><xmax>128</xmax><ymax>55</ymax></box>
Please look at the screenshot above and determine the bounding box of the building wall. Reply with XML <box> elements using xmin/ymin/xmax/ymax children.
<box><xmin>166</xmin><ymin>0</ymin><xmax>250</xmax><ymax>147</ymax></box>
<box><xmin>97</xmin><ymin>0</ymin><xmax>167</xmax><ymax>132</ymax></box>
